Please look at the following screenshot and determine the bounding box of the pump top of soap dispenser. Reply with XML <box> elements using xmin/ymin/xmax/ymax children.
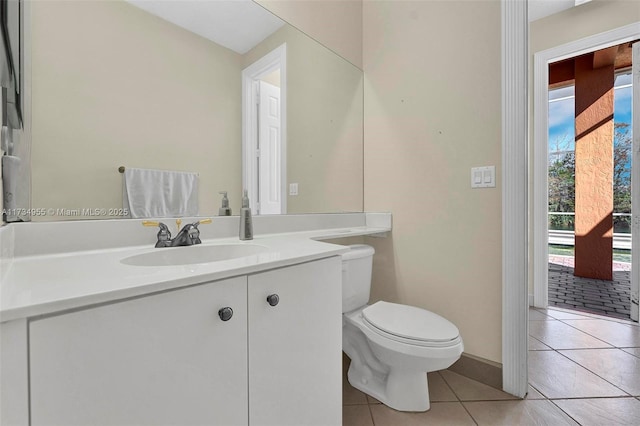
<box><xmin>218</xmin><ymin>191</ymin><xmax>232</xmax><ymax>216</ymax></box>
<box><xmin>241</xmin><ymin>190</ymin><xmax>250</xmax><ymax>209</ymax></box>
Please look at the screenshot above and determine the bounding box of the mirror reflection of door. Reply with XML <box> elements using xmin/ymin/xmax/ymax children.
<box><xmin>258</xmin><ymin>78</ymin><xmax>282</xmax><ymax>215</ymax></box>
<box><xmin>242</xmin><ymin>44</ymin><xmax>287</xmax><ymax>216</ymax></box>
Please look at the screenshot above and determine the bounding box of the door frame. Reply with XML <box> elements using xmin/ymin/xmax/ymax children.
<box><xmin>631</xmin><ymin>41</ymin><xmax>639</xmax><ymax>322</ymax></box>
<box><xmin>501</xmin><ymin>0</ymin><xmax>528</xmax><ymax>398</ymax></box>
<box><xmin>532</xmin><ymin>23</ymin><xmax>640</xmax><ymax>309</ymax></box>
<box><xmin>242</xmin><ymin>43</ymin><xmax>287</xmax><ymax>214</ymax></box>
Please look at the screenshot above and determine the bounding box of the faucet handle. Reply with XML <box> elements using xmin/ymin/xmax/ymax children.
<box><xmin>187</xmin><ymin>225</ymin><xmax>201</xmax><ymax>244</ymax></box>
<box><xmin>142</xmin><ymin>221</ymin><xmax>172</xmax><ymax>247</ymax></box>
<box><xmin>186</xmin><ymin>219</ymin><xmax>211</xmax><ymax>245</ymax></box>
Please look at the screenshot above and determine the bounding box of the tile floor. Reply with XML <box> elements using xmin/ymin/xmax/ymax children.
<box><xmin>343</xmin><ymin>307</ymin><xmax>640</xmax><ymax>425</ymax></box>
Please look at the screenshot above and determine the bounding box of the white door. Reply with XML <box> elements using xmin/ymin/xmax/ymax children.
<box><xmin>258</xmin><ymin>80</ymin><xmax>282</xmax><ymax>215</ymax></box>
<box><xmin>248</xmin><ymin>257</ymin><xmax>342</xmax><ymax>425</ymax></box>
<box><xmin>631</xmin><ymin>41</ymin><xmax>639</xmax><ymax>322</ymax></box>
<box><xmin>29</xmin><ymin>277</ymin><xmax>248</xmax><ymax>425</ymax></box>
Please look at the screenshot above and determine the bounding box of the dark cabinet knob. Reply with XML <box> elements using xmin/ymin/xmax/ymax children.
<box><xmin>218</xmin><ymin>307</ymin><xmax>233</xmax><ymax>321</ymax></box>
<box><xmin>266</xmin><ymin>294</ymin><xmax>279</xmax><ymax>306</ymax></box>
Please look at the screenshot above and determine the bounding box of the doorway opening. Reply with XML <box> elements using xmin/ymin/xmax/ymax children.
<box><xmin>547</xmin><ymin>49</ymin><xmax>634</xmax><ymax>320</ymax></box>
<box><xmin>533</xmin><ymin>27</ymin><xmax>640</xmax><ymax>323</ymax></box>
<box><xmin>242</xmin><ymin>44</ymin><xmax>287</xmax><ymax>215</ymax></box>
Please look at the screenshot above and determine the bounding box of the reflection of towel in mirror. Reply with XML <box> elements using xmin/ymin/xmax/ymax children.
<box><xmin>123</xmin><ymin>168</ymin><xmax>199</xmax><ymax>218</ymax></box>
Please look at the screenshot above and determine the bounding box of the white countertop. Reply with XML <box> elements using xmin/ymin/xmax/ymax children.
<box><xmin>0</xmin><ymin>225</ymin><xmax>389</xmax><ymax>322</ymax></box>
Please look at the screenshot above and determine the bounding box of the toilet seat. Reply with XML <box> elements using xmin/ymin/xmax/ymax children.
<box><xmin>362</xmin><ymin>301</ymin><xmax>460</xmax><ymax>348</ymax></box>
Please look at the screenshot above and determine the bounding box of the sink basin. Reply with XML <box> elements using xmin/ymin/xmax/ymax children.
<box><xmin>121</xmin><ymin>244</ymin><xmax>270</xmax><ymax>267</ymax></box>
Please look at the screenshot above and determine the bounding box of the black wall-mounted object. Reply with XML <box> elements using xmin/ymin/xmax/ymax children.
<box><xmin>1</xmin><ymin>0</ymin><xmax>22</xmax><ymax>130</ymax></box>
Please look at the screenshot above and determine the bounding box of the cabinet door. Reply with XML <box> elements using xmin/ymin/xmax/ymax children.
<box><xmin>30</xmin><ymin>277</ymin><xmax>248</xmax><ymax>426</ymax></box>
<box><xmin>248</xmin><ymin>257</ymin><xmax>342</xmax><ymax>426</ymax></box>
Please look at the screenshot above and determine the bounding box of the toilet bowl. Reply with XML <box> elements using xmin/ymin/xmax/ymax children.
<box><xmin>341</xmin><ymin>245</ymin><xmax>463</xmax><ymax>412</ymax></box>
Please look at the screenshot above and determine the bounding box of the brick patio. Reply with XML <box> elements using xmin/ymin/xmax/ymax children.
<box><xmin>548</xmin><ymin>257</ymin><xmax>632</xmax><ymax>320</ymax></box>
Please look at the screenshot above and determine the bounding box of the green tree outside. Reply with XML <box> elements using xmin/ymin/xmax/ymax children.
<box><xmin>548</xmin><ymin>122</ymin><xmax>633</xmax><ymax>233</ymax></box>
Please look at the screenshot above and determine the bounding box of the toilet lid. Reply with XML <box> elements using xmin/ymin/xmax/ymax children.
<box><xmin>362</xmin><ymin>301</ymin><xmax>460</xmax><ymax>342</ymax></box>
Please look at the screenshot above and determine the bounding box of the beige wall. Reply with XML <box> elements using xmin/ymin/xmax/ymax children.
<box><xmin>31</xmin><ymin>0</ymin><xmax>243</xmax><ymax>220</ymax></box>
<box><xmin>528</xmin><ymin>0</ymin><xmax>640</xmax><ymax>295</ymax></box>
<box><xmin>363</xmin><ymin>1</ymin><xmax>503</xmax><ymax>363</ymax></box>
<box><xmin>244</xmin><ymin>25</ymin><xmax>364</xmax><ymax>214</ymax></box>
<box><xmin>255</xmin><ymin>0</ymin><xmax>363</xmax><ymax>69</ymax></box>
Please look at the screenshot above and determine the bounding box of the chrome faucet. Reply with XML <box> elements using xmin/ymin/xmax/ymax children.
<box><xmin>143</xmin><ymin>219</ymin><xmax>212</xmax><ymax>248</ymax></box>
<box><xmin>170</xmin><ymin>223</ymin><xmax>201</xmax><ymax>246</ymax></box>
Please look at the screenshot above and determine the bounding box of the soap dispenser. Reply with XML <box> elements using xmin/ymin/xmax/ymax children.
<box><xmin>218</xmin><ymin>191</ymin><xmax>232</xmax><ymax>216</ymax></box>
<box><xmin>239</xmin><ymin>190</ymin><xmax>253</xmax><ymax>240</ymax></box>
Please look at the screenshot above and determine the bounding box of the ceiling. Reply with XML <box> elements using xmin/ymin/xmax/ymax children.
<box><xmin>126</xmin><ymin>0</ymin><xmax>285</xmax><ymax>54</ymax></box>
<box><xmin>128</xmin><ymin>0</ymin><xmax>589</xmax><ymax>51</ymax></box>
<box><xmin>529</xmin><ymin>0</ymin><xmax>588</xmax><ymax>22</ymax></box>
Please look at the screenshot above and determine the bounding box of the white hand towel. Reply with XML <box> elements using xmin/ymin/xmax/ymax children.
<box><xmin>123</xmin><ymin>168</ymin><xmax>199</xmax><ymax>219</ymax></box>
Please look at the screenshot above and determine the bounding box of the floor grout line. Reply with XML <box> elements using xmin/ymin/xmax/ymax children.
<box><xmin>548</xmin><ymin>395</ymin><xmax>640</xmax><ymax>400</ymax></box>
<box><xmin>528</xmin><ymin>334</ymin><xmax>554</xmax><ymax>350</ymax></box>
<box><xmin>531</xmin><ymin>308</ymin><xmax>639</xmax><ymax>352</ymax></box>
<box><xmin>529</xmin><ymin>328</ymin><xmax>634</xmax><ymax>399</ymax></box>
<box><xmin>534</xmin><ymin>306</ymin><xmax>640</xmax><ymax>328</ymax></box>
<box><xmin>557</xmin><ymin>315</ymin><xmax>639</xmax><ymax>330</ymax></box>
<box><xmin>552</xmin><ymin>320</ymin><xmax>618</xmax><ymax>347</ymax></box>
<box><xmin>366</xmin><ymin>399</ymin><xmax>375</xmax><ymax>426</ymax></box>
<box><xmin>458</xmin><ymin>400</ymin><xmax>479</xmax><ymax>425</ymax></box>
<box><xmin>528</xmin><ymin>382</ymin><xmax>549</xmax><ymax>399</ymax></box>
<box><xmin>437</xmin><ymin>370</ymin><xmax>462</xmax><ymax>403</ymax></box>
<box><xmin>620</xmin><ymin>347</ymin><xmax>640</xmax><ymax>359</ymax></box>
<box><xmin>547</xmin><ymin>398</ymin><xmax>583</xmax><ymax>425</ymax></box>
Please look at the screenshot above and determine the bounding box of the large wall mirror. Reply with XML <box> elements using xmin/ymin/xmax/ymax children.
<box><xmin>28</xmin><ymin>0</ymin><xmax>363</xmax><ymax>221</ymax></box>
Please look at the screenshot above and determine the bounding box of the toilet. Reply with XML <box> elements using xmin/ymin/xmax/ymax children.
<box><xmin>341</xmin><ymin>244</ymin><xmax>464</xmax><ymax>412</ymax></box>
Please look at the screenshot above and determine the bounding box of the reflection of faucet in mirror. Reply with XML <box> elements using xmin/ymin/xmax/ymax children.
<box><xmin>142</xmin><ymin>219</ymin><xmax>212</xmax><ymax>248</ymax></box>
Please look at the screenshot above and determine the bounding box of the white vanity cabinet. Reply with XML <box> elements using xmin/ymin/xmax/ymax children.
<box><xmin>26</xmin><ymin>256</ymin><xmax>341</xmax><ymax>425</ymax></box>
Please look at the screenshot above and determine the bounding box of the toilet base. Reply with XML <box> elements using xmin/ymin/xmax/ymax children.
<box><xmin>342</xmin><ymin>305</ymin><xmax>463</xmax><ymax>412</ymax></box>
<box><xmin>347</xmin><ymin>359</ymin><xmax>431</xmax><ymax>412</ymax></box>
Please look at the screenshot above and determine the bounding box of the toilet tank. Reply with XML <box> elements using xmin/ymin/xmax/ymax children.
<box><xmin>341</xmin><ymin>244</ymin><xmax>375</xmax><ymax>313</ymax></box>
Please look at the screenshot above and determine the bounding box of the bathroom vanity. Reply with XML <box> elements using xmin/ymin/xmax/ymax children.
<box><xmin>29</xmin><ymin>258</ymin><xmax>341</xmax><ymax>425</ymax></box>
<box><xmin>0</xmin><ymin>213</ymin><xmax>391</xmax><ymax>425</ymax></box>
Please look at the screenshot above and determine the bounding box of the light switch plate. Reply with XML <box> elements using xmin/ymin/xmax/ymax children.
<box><xmin>471</xmin><ymin>166</ymin><xmax>495</xmax><ymax>188</ymax></box>
<box><xmin>289</xmin><ymin>183</ymin><xmax>299</xmax><ymax>196</ymax></box>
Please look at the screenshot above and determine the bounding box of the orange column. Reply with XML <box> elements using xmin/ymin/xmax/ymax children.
<box><xmin>574</xmin><ymin>54</ymin><xmax>614</xmax><ymax>280</ymax></box>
